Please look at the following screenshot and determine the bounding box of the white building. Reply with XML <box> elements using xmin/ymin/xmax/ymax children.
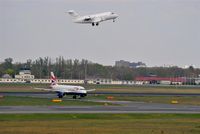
<box><xmin>30</xmin><ymin>79</ymin><xmax>84</xmax><ymax>84</ymax></box>
<box><xmin>15</xmin><ymin>70</ymin><xmax>35</xmax><ymax>80</ymax></box>
<box><xmin>195</xmin><ymin>76</ymin><xmax>200</xmax><ymax>85</ymax></box>
<box><xmin>87</xmin><ymin>78</ymin><xmax>134</xmax><ymax>85</ymax></box>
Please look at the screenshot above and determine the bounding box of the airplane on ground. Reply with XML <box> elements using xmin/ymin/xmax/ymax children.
<box><xmin>68</xmin><ymin>10</ymin><xmax>118</xmax><ymax>26</ymax></box>
<box><xmin>35</xmin><ymin>72</ymin><xmax>95</xmax><ymax>99</ymax></box>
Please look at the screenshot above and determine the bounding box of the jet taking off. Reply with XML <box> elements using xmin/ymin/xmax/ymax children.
<box><xmin>35</xmin><ymin>72</ymin><xmax>95</xmax><ymax>99</ymax></box>
<box><xmin>68</xmin><ymin>10</ymin><xmax>118</xmax><ymax>26</ymax></box>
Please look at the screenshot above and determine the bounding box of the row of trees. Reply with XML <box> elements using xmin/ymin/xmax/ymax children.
<box><xmin>0</xmin><ymin>57</ymin><xmax>200</xmax><ymax>80</ymax></box>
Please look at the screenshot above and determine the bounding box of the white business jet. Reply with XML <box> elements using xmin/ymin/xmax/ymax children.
<box><xmin>68</xmin><ymin>10</ymin><xmax>118</xmax><ymax>26</ymax></box>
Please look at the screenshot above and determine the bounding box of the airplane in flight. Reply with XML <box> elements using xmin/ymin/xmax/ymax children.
<box><xmin>68</xmin><ymin>10</ymin><xmax>118</xmax><ymax>26</ymax></box>
<box><xmin>35</xmin><ymin>72</ymin><xmax>95</xmax><ymax>99</ymax></box>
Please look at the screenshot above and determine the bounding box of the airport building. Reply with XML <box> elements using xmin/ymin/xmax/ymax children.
<box><xmin>135</xmin><ymin>76</ymin><xmax>187</xmax><ymax>85</ymax></box>
<box><xmin>0</xmin><ymin>68</ymin><xmax>199</xmax><ymax>85</ymax></box>
<box><xmin>1</xmin><ymin>76</ymin><xmax>200</xmax><ymax>86</ymax></box>
<box><xmin>86</xmin><ymin>78</ymin><xmax>134</xmax><ymax>85</ymax></box>
<box><xmin>0</xmin><ymin>78</ymin><xmax>85</xmax><ymax>84</ymax></box>
<box><xmin>0</xmin><ymin>78</ymin><xmax>26</xmax><ymax>83</ymax></box>
<box><xmin>15</xmin><ymin>69</ymin><xmax>35</xmax><ymax>81</ymax></box>
<box><xmin>0</xmin><ymin>78</ymin><xmax>135</xmax><ymax>85</ymax></box>
<box><xmin>195</xmin><ymin>78</ymin><xmax>200</xmax><ymax>85</ymax></box>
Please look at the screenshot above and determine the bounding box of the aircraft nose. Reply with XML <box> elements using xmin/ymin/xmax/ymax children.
<box><xmin>114</xmin><ymin>14</ymin><xmax>118</xmax><ymax>18</ymax></box>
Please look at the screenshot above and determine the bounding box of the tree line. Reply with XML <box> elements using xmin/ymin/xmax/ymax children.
<box><xmin>0</xmin><ymin>57</ymin><xmax>200</xmax><ymax>80</ymax></box>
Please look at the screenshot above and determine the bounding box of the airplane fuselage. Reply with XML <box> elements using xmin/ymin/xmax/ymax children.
<box><xmin>68</xmin><ymin>10</ymin><xmax>118</xmax><ymax>26</ymax></box>
<box><xmin>73</xmin><ymin>12</ymin><xmax>118</xmax><ymax>24</ymax></box>
<box><xmin>51</xmin><ymin>84</ymin><xmax>87</xmax><ymax>98</ymax></box>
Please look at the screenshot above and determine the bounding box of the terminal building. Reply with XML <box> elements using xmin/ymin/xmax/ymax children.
<box><xmin>15</xmin><ymin>69</ymin><xmax>35</xmax><ymax>81</ymax></box>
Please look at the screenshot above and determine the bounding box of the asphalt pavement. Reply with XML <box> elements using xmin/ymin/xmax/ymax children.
<box><xmin>1</xmin><ymin>92</ymin><xmax>200</xmax><ymax>114</ymax></box>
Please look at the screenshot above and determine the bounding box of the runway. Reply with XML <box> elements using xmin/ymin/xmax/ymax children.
<box><xmin>0</xmin><ymin>92</ymin><xmax>200</xmax><ymax>114</ymax></box>
<box><xmin>0</xmin><ymin>101</ymin><xmax>200</xmax><ymax>114</ymax></box>
<box><xmin>1</xmin><ymin>92</ymin><xmax>200</xmax><ymax>98</ymax></box>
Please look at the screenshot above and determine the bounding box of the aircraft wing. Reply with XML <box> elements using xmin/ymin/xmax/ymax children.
<box><xmin>34</xmin><ymin>88</ymin><xmax>66</xmax><ymax>93</ymax></box>
<box><xmin>86</xmin><ymin>89</ymin><xmax>96</xmax><ymax>92</ymax></box>
<box><xmin>83</xmin><ymin>16</ymin><xmax>102</xmax><ymax>23</ymax></box>
<box><xmin>92</xmin><ymin>17</ymin><xmax>102</xmax><ymax>23</ymax></box>
<box><xmin>84</xmin><ymin>16</ymin><xmax>92</xmax><ymax>21</ymax></box>
<box><xmin>34</xmin><ymin>88</ymin><xmax>52</xmax><ymax>91</ymax></box>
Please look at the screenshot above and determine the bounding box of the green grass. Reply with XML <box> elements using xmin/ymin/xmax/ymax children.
<box><xmin>0</xmin><ymin>114</ymin><xmax>200</xmax><ymax>134</ymax></box>
<box><xmin>0</xmin><ymin>113</ymin><xmax>200</xmax><ymax>121</ymax></box>
<box><xmin>1</xmin><ymin>83</ymin><xmax>200</xmax><ymax>93</ymax></box>
<box><xmin>0</xmin><ymin>96</ymin><xmax>112</xmax><ymax>106</ymax></box>
<box><xmin>89</xmin><ymin>95</ymin><xmax>200</xmax><ymax>106</ymax></box>
<box><xmin>1</xmin><ymin>95</ymin><xmax>200</xmax><ymax>106</ymax></box>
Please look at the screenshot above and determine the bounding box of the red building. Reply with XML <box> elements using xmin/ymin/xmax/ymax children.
<box><xmin>135</xmin><ymin>76</ymin><xmax>186</xmax><ymax>85</ymax></box>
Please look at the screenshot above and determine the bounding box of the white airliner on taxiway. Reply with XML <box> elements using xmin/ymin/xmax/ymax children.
<box><xmin>68</xmin><ymin>10</ymin><xmax>118</xmax><ymax>26</ymax></box>
<box><xmin>35</xmin><ymin>72</ymin><xmax>95</xmax><ymax>99</ymax></box>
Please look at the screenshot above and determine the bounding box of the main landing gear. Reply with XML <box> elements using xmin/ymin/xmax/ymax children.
<box><xmin>72</xmin><ymin>94</ymin><xmax>86</xmax><ymax>99</ymax></box>
<box><xmin>58</xmin><ymin>95</ymin><xmax>63</xmax><ymax>98</ymax></box>
<box><xmin>92</xmin><ymin>22</ymin><xmax>99</xmax><ymax>26</ymax></box>
<box><xmin>73</xmin><ymin>95</ymin><xmax>77</xmax><ymax>99</ymax></box>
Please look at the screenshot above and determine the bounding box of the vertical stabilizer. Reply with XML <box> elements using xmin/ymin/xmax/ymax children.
<box><xmin>50</xmin><ymin>72</ymin><xmax>57</xmax><ymax>86</ymax></box>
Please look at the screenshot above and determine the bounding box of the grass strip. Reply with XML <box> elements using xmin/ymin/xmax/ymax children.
<box><xmin>0</xmin><ymin>96</ymin><xmax>113</xmax><ymax>106</ymax></box>
<box><xmin>0</xmin><ymin>113</ymin><xmax>200</xmax><ymax>121</ymax></box>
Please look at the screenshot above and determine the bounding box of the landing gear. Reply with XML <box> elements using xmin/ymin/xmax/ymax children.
<box><xmin>92</xmin><ymin>22</ymin><xmax>99</xmax><ymax>26</ymax></box>
<box><xmin>73</xmin><ymin>95</ymin><xmax>77</xmax><ymax>99</ymax></box>
<box><xmin>57</xmin><ymin>92</ymin><xmax>64</xmax><ymax>98</ymax></box>
<box><xmin>58</xmin><ymin>95</ymin><xmax>63</xmax><ymax>98</ymax></box>
<box><xmin>113</xmin><ymin>19</ymin><xmax>115</xmax><ymax>22</ymax></box>
<box><xmin>80</xmin><ymin>94</ymin><xmax>86</xmax><ymax>97</ymax></box>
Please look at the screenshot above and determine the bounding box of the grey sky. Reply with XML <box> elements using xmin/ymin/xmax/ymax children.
<box><xmin>1</xmin><ymin>0</ymin><xmax>200</xmax><ymax>67</ymax></box>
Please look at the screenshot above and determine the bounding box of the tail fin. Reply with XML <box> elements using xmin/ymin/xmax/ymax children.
<box><xmin>50</xmin><ymin>72</ymin><xmax>57</xmax><ymax>86</ymax></box>
<box><xmin>68</xmin><ymin>10</ymin><xmax>79</xmax><ymax>18</ymax></box>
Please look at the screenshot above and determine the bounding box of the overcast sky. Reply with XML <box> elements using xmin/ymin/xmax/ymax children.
<box><xmin>1</xmin><ymin>0</ymin><xmax>200</xmax><ymax>67</ymax></box>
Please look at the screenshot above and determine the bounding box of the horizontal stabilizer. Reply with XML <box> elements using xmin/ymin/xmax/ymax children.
<box><xmin>86</xmin><ymin>89</ymin><xmax>96</xmax><ymax>92</ymax></box>
<box><xmin>68</xmin><ymin>10</ymin><xmax>79</xmax><ymax>18</ymax></box>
